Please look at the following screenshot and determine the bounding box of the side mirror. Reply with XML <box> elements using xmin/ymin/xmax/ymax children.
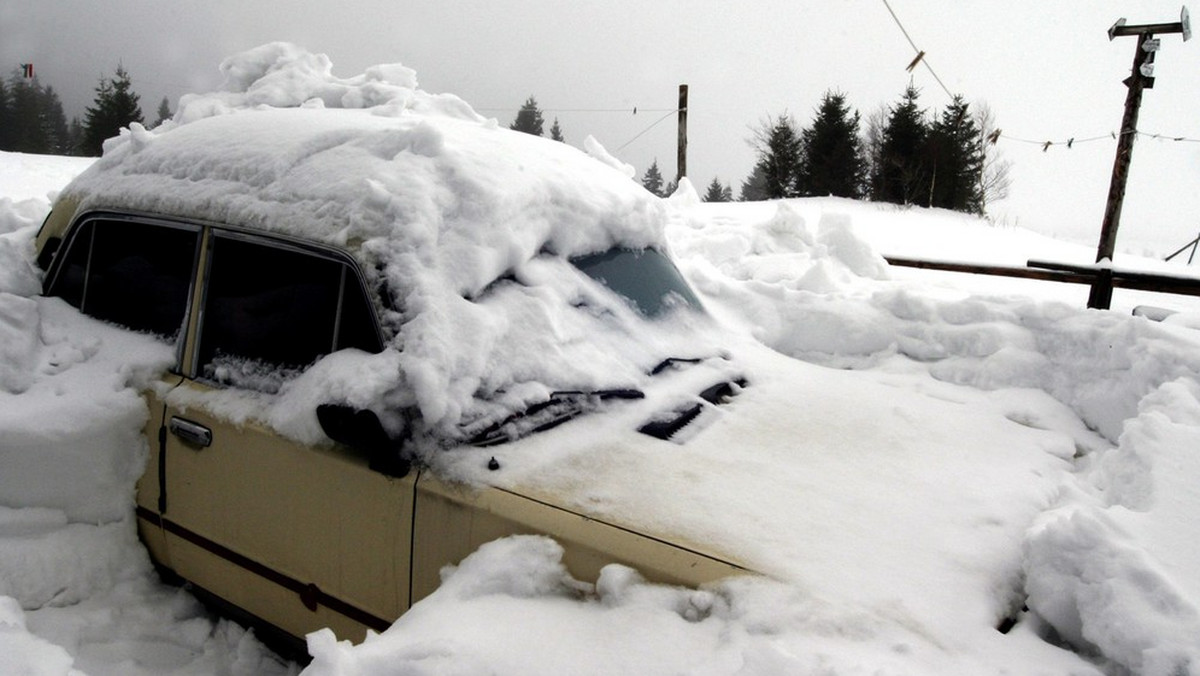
<box><xmin>316</xmin><ymin>404</ymin><xmax>411</xmax><ymax>478</ymax></box>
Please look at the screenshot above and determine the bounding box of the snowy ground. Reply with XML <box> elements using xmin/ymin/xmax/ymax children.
<box><xmin>4</xmin><ymin>46</ymin><xmax>1200</xmax><ymax>676</ymax></box>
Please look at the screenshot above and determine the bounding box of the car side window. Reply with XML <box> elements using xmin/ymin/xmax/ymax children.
<box><xmin>196</xmin><ymin>233</ymin><xmax>383</xmax><ymax>391</ymax></box>
<box><xmin>46</xmin><ymin>217</ymin><xmax>200</xmax><ymax>342</ymax></box>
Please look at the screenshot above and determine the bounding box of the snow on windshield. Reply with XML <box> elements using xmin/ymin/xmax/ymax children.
<box><xmin>59</xmin><ymin>42</ymin><xmax>717</xmax><ymax>446</ymax></box>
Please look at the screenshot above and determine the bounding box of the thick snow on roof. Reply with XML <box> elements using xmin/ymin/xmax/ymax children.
<box><xmin>59</xmin><ymin>43</ymin><xmax>702</xmax><ymax>442</ymax></box>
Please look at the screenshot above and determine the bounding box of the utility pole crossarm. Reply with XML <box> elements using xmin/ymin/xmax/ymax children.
<box><xmin>1108</xmin><ymin>6</ymin><xmax>1191</xmax><ymax>40</ymax></box>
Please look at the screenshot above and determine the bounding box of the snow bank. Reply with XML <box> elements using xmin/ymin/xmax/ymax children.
<box><xmin>1025</xmin><ymin>376</ymin><xmax>1200</xmax><ymax>675</ymax></box>
<box><xmin>668</xmin><ymin>198</ymin><xmax>1200</xmax><ymax>672</ymax></box>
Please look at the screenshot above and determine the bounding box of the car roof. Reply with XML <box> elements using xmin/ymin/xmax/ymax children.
<box><xmin>38</xmin><ymin>65</ymin><xmax>710</xmax><ymax>446</ymax></box>
<box><xmin>47</xmin><ymin>106</ymin><xmax>666</xmax><ymax>299</ymax></box>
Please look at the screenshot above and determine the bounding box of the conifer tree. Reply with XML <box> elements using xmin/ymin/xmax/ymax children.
<box><xmin>38</xmin><ymin>85</ymin><xmax>69</xmax><ymax>155</ymax></box>
<box><xmin>0</xmin><ymin>73</ymin><xmax>69</xmax><ymax>154</ymax></box>
<box><xmin>0</xmin><ymin>81</ymin><xmax>11</xmax><ymax>150</ymax></box>
<box><xmin>739</xmin><ymin>162</ymin><xmax>769</xmax><ymax>201</ymax></box>
<box><xmin>642</xmin><ymin>159</ymin><xmax>665</xmax><ymax>197</ymax></box>
<box><xmin>67</xmin><ymin>117</ymin><xmax>85</xmax><ymax>156</ymax></box>
<box><xmin>797</xmin><ymin>91</ymin><xmax>866</xmax><ymax>198</ymax></box>
<box><xmin>549</xmin><ymin>117</ymin><xmax>564</xmax><ymax>142</ymax></box>
<box><xmin>703</xmin><ymin>177</ymin><xmax>733</xmax><ymax>202</ymax></box>
<box><xmin>509</xmin><ymin>96</ymin><xmax>544</xmax><ymax>136</ymax></box>
<box><xmin>154</xmin><ymin>96</ymin><xmax>172</xmax><ymax>128</ymax></box>
<box><xmin>925</xmin><ymin>96</ymin><xmax>983</xmax><ymax>213</ymax></box>
<box><xmin>749</xmin><ymin>114</ymin><xmax>803</xmax><ymax>199</ymax></box>
<box><xmin>7</xmin><ymin>75</ymin><xmax>48</xmax><ymax>153</ymax></box>
<box><xmin>871</xmin><ymin>86</ymin><xmax>928</xmax><ymax>206</ymax></box>
<box><xmin>83</xmin><ymin>66</ymin><xmax>144</xmax><ymax>156</ymax></box>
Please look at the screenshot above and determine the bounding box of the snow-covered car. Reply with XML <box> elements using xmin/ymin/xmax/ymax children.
<box><xmin>32</xmin><ymin>96</ymin><xmax>750</xmax><ymax>645</ymax></box>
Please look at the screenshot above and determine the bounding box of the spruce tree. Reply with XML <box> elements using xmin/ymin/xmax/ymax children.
<box><xmin>750</xmin><ymin>114</ymin><xmax>803</xmax><ymax>199</ymax></box>
<box><xmin>7</xmin><ymin>75</ymin><xmax>47</xmax><ymax>153</ymax></box>
<box><xmin>797</xmin><ymin>91</ymin><xmax>866</xmax><ymax>198</ymax></box>
<box><xmin>83</xmin><ymin>66</ymin><xmax>144</xmax><ymax>156</ymax></box>
<box><xmin>39</xmin><ymin>86</ymin><xmax>69</xmax><ymax>155</ymax></box>
<box><xmin>703</xmin><ymin>177</ymin><xmax>733</xmax><ymax>202</ymax></box>
<box><xmin>0</xmin><ymin>80</ymin><xmax>10</xmax><ymax>151</ymax></box>
<box><xmin>739</xmin><ymin>162</ymin><xmax>769</xmax><ymax>201</ymax></box>
<box><xmin>509</xmin><ymin>96</ymin><xmax>544</xmax><ymax>136</ymax></box>
<box><xmin>67</xmin><ymin>117</ymin><xmax>85</xmax><ymax>156</ymax></box>
<box><xmin>871</xmin><ymin>86</ymin><xmax>929</xmax><ymax>206</ymax></box>
<box><xmin>642</xmin><ymin>159</ymin><xmax>665</xmax><ymax>197</ymax></box>
<box><xmin>549</xmin><ymin>117</ymin><xmax>564</xmax><ymax>142</ymax></box>
<box><xmin>154</xmin><ymin>96</ymin><xmax>172</xmax><ymax>128</ymax></box>
<box><xmin>925</xmin><ymin>96</ymin><xmax>983</xmax><ymax>213</ymax></box>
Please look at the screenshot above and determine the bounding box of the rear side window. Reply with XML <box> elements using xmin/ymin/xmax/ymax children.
<box><xmin>196</xmin><ymin>233</ymin><xmax>382</xmax><ymax>391</ymax></box>
<box><xmin>46</xmin><ymin>217</ymin><xmax>200</xmax><ymax>341</ymax></box>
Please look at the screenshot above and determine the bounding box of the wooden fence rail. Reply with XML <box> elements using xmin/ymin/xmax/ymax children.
<box><xmin>884</xmin><ymin>256</ymin><xmax>1200</xmax><ymax>299</ymax></box>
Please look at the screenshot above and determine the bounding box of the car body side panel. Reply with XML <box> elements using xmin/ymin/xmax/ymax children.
<box><xmin>410</xmin><ymin>474</ymin><xmax>746</xmax><ymax>604</ymax></box>
<box><xmin>158</xmin><ymin>386</ymin><xmax>416</xmax><ymax>641</ymax></box>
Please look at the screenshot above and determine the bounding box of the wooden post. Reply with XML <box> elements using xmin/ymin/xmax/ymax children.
<box><xmin>1088</xmin><ymin>8</ymin><xmax>1191</xmax><ymax>309</ymax></box>
<box><xmin>1088</xmin><ymin>33</ymin><xmax>1152</xmax><ymax>309</ymax></box>
<box><xmin>677</xmin><ymin>84</ymin><xmax>688</xmax><ymax>184</ymax></box>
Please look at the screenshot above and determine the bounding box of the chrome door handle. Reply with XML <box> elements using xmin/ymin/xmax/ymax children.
<box><xmin>169</xmin><ymin>416</ymin><xmax>212</xmax><ymax>448</ymax></box>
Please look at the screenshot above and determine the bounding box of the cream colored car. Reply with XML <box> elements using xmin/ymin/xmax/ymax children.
<box><xmin>34</xmin><ymin>109</ymin><xmax>747</xmax><ymax>649</ymax></box>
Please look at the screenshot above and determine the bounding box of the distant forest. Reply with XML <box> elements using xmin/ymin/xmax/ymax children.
<box><xmin>506</xmin><ymin>90</ymin><xmax>1009</xmax><ymax>216</ymax></box>
<box><xmin>0</xmin><ymin>65</ymin><xmax>166</xmax><ymax>158</ymax></box>
<box><xmin>4</xmin><ymin>68</ymin><xmax>1007</xmax><ymax>216</ymax></box>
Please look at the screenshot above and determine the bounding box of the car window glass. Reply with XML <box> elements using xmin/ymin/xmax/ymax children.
<box><xmin>47</xmin><ymin>218</ymin><xmax>199</xmax><ymax>341</ymax></box>
<box><xmin>571</xmin><ymin>248</ymin><xmax>703</xmax><ymax>317</ymax></box>
<box><xmin>197</xmin><ymin>234</ymin><xmax>382</xmax><ymax>391</ymax></box>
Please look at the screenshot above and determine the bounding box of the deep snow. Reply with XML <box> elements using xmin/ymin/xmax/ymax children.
<box><xmin>3</xmin><ymin>45</ymin><xmax>1200</xmax><ymax>675</ymax></box>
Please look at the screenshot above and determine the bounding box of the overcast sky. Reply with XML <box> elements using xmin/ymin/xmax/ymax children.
<box><xmin>4</xmin><ymin>1</ymin><xmax>1198</xmax><ymax>257</ymax></box>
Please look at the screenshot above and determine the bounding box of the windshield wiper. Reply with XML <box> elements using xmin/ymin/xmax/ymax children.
<box><xmin>638</xmin><ymin>378</ymin><xmax>747</xmax><ymax>441</ymax></box>
<box><xmin>467</xmin><ymin>388</ymin><xmax>644</xmax><ymax>447</ymax></box>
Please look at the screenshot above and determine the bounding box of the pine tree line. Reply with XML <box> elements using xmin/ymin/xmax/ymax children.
<box><xmin>739</xmin><ymin>87</ymin><xmax>1009</xmax><ymax>214</ymax></box>
<box><xmin>0</xmin><ymin>65</ymin><xmax>163</xmax><ymax>157</ymax></box>
<box><xmin>7</xmin><ymin>74</ymin><xmax>1005</xmax><ymax>217</ymax></box>
<box><xmin>0</xmin><ymin>71</ymin><xmax>71</xmax><ymax>155</ymax></box>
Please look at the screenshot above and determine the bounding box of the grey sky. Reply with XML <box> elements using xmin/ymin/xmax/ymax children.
<box><xmin>4</xmin><ymin>1</ymin><xmax>1198</xmax><ymax>255</ymax></box>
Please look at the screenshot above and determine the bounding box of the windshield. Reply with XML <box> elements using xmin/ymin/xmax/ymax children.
<box><xmin>571</xmin><ymin>248</ymin><xmax>703</xmax><ymax>317</ymax></box>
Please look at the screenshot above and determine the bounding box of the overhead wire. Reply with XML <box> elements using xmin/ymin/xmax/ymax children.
<box><xmin>878</xmin><ymin>0</ymin><xmax>1198</xmax><ymax>151</ymax></box>
<box><xmin>615</xmin><ymin>108</ymin><xmax>680</xmax><ymax>152</ymax></box>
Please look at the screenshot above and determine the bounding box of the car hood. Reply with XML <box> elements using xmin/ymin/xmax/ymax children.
<box><xmin>429</xmin><ymin>339</ymin><xmax>1079</xmax><ymax>638</ymax></box>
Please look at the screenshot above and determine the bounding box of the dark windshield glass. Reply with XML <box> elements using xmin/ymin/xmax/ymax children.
<box><xmin>571</xmin><ymin>248</ymin><xmax>702</xmax><ymax>317</ymax></box>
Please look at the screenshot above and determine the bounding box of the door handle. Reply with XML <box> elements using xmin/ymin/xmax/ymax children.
<box><xmin>169</xmin><ymin>416</ymin><xmax>212</xmax><ymax>448</ymax></box>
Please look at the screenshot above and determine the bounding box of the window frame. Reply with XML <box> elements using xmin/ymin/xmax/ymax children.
<box><xmin>43</xmin><ymin>211</ymin><xmax>204</xmax><ymax>374</ymax></box>
<box><xmin>189</xmin><ymin>227</ymin><xmax>386</xmax><ymax>385</ymax></box>
<box><xmin>43</xmin><ymin>210</ymin><xmax>387</xmax><ymax>388</ymax></box>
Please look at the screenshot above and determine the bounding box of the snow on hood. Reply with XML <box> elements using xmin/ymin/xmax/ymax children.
<box><xmin>56</xmin><ymin>43</ymin><xmax>717</xmax><ymax>445</ymax></box>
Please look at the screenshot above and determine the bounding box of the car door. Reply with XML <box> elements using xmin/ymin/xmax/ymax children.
<box><xmin>155</xmin><ymin>228</ymin><xmax>416</xmax><ymax>642</ymax></box>
<box><xmin>40</xmin><ymin>213</ymin><xmax>203</xmax><ymax>573</ymax></box>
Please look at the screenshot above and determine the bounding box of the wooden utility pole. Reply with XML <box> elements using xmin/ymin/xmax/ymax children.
<box><xmin>677</xmin><ymin>84</ymin><xmax>688</xmax><ymax>184</ymax></box>
<box><xmin>1088</xmin><ymin>7</ymin><xmax>1191</xmax><ymax>309</ymax></box>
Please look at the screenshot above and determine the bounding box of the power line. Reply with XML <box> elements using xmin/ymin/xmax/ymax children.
<box><xmin>878</xmin><ymin>1</ymin><xmax>1198</xmax><ymax>152</ymax></box>
<box><xmin>880</xmin><ymin>0</ymin><xmax>955</xmax><ymax>99</ymax></box>
<box><xmin>997</xmin><ymin>129</ymin><xmax>1200</xmax><ymax>151</ymax></box>
<box><xmin>615</xmin><ymin>108</ymin><xmax>680</xmax><ymax>152</ymax></box>
<box><xmin>474</xmin><ymin>107</ymin><xmax>675</xmax><ymax>114</ymax></box>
